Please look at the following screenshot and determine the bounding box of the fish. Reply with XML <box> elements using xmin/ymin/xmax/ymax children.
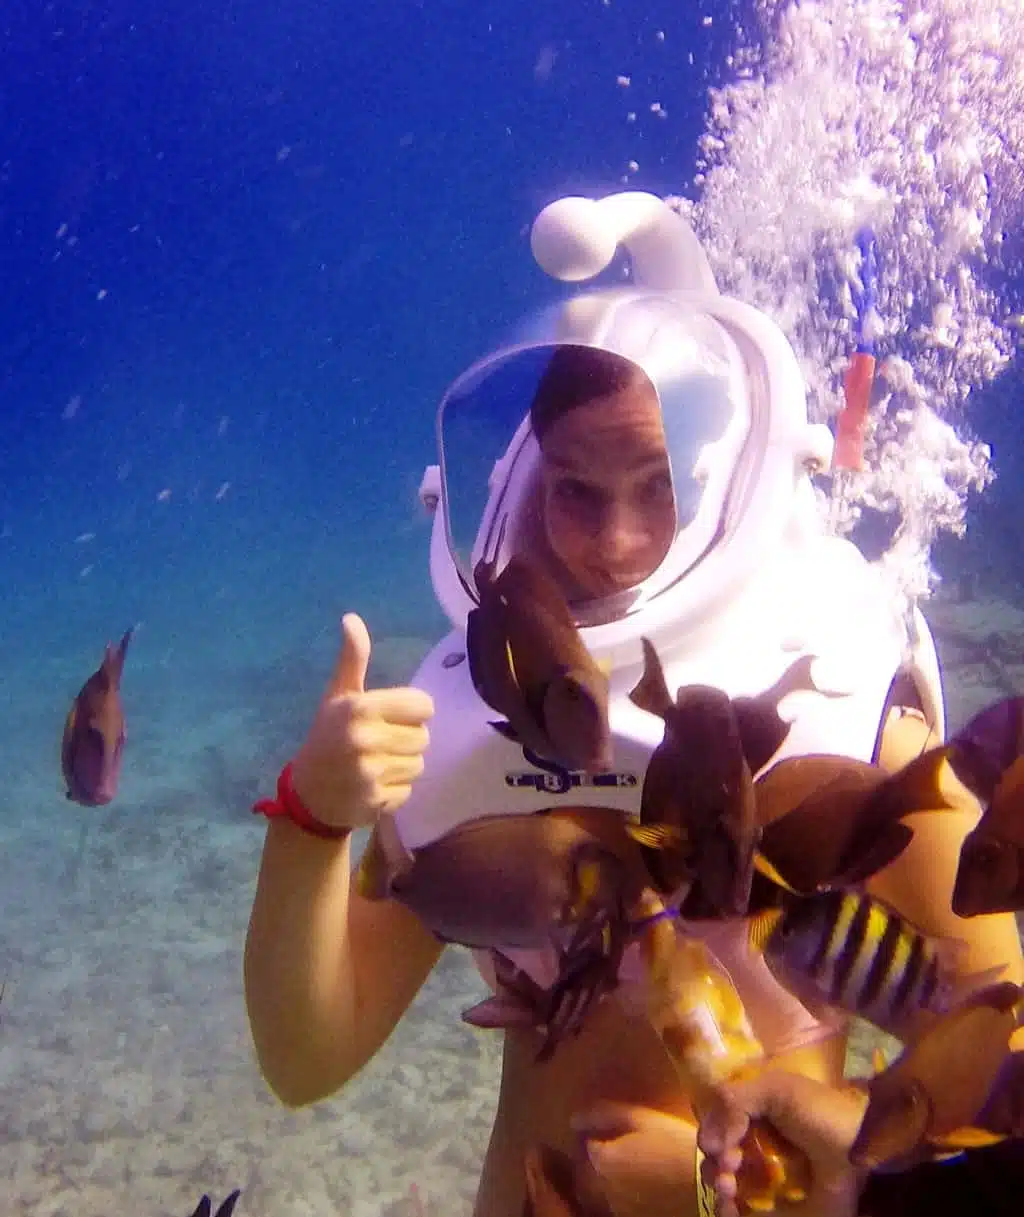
<box><xmin>522</xmin><ymin>1144</ymin><xmax>614</xmax><ymax>1217</ymax></box>
<box><xmin>357</xmin><ymin>807</ymin><xmax>684</xmax><ymax>1059</ymax></box>
<box><xmin>944</xmin><ymin>696</ymin><xmax>1024</xmax><ymax>916</ymax></box>
<box><xmin>748</xmin><ymin>887</ymin><xmax>1000</xmax><ymax>1041</ymax></box>
<box><xmin>357</xmin><ymin>808</ymin><xmax>675</xmax><ymax>947</ymax></box>
<box><xmin>628</xmin><ymin>639</ymin><xmax>812</xmax><ymax>917</ymax></box>
<box><xmin>466</xmin><ymin>547</ymin><xmax>612</xmax><ymax>772</ymax></box>
<box><xmin>752</xmin><ymin>744</ymin><xmax>953</xmax><ymax>897</ymax></box>
<box><xmin>849</xmin><ymin>981</ymin><xmax>1022</xmax><ymax>1169</ymax></box>
<box><xmin>189</xmin><ymin>1191</ymin><xmax>242</xmax><ymax>1217</ymax></box>
<box><xmin>61</xmin><ymin>627</ymin><xmax>133</xmax><ymax>806</ymax></box>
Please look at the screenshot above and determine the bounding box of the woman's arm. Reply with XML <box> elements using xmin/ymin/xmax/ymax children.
<box><xmin>245</xmin><ymin>613</ymin><xmax>441</xmax><ymax>1105</ymax></box>
<box><xmin>244</xmin><ymin>818</ymin><xmax>443</xmax><ymax>1107</ymax></box>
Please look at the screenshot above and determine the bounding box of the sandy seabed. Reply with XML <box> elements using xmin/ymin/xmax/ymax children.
<box><xmin>2</xmin><ymin>596</ymin><xmax>1023</xmax><ymax>1217</ymax></box>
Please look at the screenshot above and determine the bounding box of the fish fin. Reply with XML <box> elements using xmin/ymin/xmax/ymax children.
<box><xmin>466</xmin><ymin>602</ymin><xmax>523</xmax><ymax>721</ymax></box>
<box><xmin>878</xmin><ymin>745</ymin><xmax>956</xmax><ymax>815</ymax></box>
<box><xmin>213</xmin><ymin>1192</ymin><xmax>242</xmax><ymax>1217</ymax></box>
<box><xmin>489</xmin><ymin>719</ymin><xmax>520</xmax><ymax>742</ymax></box>
<box><xmin>102</xmin><ymin>627</ymin><xmax>134</xmax><ymax>686</ymax></box>
<box><xmin>933</xmin><ymin>959</ymin><xmax>1011</xmax><ymax>1016</ymax></box>
<box><xmin>751</xmin><ymin>852</ymin><xmax>801</xmax><ymax>894</ymax></box>
<box><xmin>747</xmin><ymin>906</ymin><xmax>785</xmax><ymax>954</ymax></box>
<box><xmin>946</xmin><ymin>697</ymin><xmax>1024</xmax><ymax>803</ymax></box>
<box><xmin>832</xmin><ymin>823</ymin><xmax>915</xmax><ymax>886</ymax></box>
<box><xmin>60</xmin><ymin>703</ymin><xmax>78</xmax><ymax>789</ymax></box>
<box><xmin>354</xmin><ymin>817</ymin><xmax>412</xmax><ymax>900</ymax></box>
<box><xmin>625</xmin><ymin>823</ymin><xmax>685</xmax><ymax>851</ymax></box>
<box><xmin>731</xmin><ymin>699</ymin><xmax>792</xmax><ymax>779</ymax></box>
<box><xmin>461</xmin><ymin>994</ymin><xmax>540</xmax><ymax>1030</ymax></box>
<box><xmin>872</xmin><ymin>1047</ymin><xmax>889</xmax><ymax>1075</ymax></box>
<box><xmin>571</xmin><ymin>856</ymin><xmax>604</xmax><ymax>915</ymax></box>
<box><xmin>353</xmin><ymin>830</ymin><xmax>390</xmax><ymax>900</ymax></box>
<box><xmin>732</xmin><ymin>656</ymin><xmax>835</xmax><ymax>774</ymax></box>
<box><xmin>628</xmin><ymin>638</ymin><xmax>674</xmax><ymax>718</ymax></box>
<box><xmin>928</xmin><ymin>1127</ymin><xmax>1007</xmax><ymax>1152</ymax></box>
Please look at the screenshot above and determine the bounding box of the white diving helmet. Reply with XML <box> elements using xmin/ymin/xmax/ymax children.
<box><xmin>420</xmin><ymin>193</ymin><xmax>834</xmax><ymax>671</ymax></box>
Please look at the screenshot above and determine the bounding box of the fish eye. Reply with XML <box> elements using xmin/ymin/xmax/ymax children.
<box><xmin>970</xmin><ymin>837</ymin><xmax>1011</xmax><ymax>878</ymax></box>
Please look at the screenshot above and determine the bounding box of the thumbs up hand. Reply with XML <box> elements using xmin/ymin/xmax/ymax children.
<box><xmin>291</xmin><ymin>614</ymin><xmax>435</xmax><ymax>832</ymax></box>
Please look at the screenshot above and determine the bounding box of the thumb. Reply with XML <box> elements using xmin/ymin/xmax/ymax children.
<box><xmin>327</xmin><ymin>612</ymin><xmax>371</xmax><ymax>698</ymax></box>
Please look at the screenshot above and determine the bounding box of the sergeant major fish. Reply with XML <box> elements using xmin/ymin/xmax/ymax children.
<box><xmin>749</xmin><ymin>887</ymin><xmax>1001</xmax><ymax>1040</ymax></box>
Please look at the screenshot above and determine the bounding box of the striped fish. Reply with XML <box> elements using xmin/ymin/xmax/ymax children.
<box><xmin>752</xmin><ymin>888</ymin><xmax>968</xmax><ymax>1037</ymax></box>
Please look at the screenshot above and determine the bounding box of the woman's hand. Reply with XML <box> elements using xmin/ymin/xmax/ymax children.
<box><xmin>697</xmin><ymin>1070</ymin><xmax>869</xmax><ymax>1217</ymax></box>
<box><xmin>291</xmin><ymin>613</ymin><xmax>434</xmax><ymax>830</ymax></box>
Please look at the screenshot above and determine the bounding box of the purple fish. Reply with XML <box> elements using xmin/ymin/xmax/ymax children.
<box><xmin>61</xmin><ymin>628</ymin><xmax>133</xmax><ymax>806</ymax></box>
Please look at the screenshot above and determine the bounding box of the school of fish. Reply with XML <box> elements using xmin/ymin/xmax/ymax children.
<box><xmin>435</xmin><ymin>551</ymin><xmax>1024</xmax><ymax>1216</ymax></box>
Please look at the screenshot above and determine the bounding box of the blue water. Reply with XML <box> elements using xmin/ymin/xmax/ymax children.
<box><xmin>1</xmin><ymin>0</ymin><xmax>1023</xmax><ymax>1213</ymax></box>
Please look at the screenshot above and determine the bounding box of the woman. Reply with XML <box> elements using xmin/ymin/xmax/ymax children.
<box><xmin>244</xmin><ymin>193</ymin><xmax>1023</xmax><ymax>1217</ymax></box>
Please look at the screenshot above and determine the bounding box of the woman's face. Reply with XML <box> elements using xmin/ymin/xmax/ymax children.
<box><xmin>538</xmin><ymin>385</ymin><xmax>676</xmax><ymax>599</ymax></box>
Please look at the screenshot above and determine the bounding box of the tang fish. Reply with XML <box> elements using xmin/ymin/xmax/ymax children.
<box><xmin>357</xmin><ymin>807</ymin><xmax>683</xmax><ymax>1058</ymax></box>
<box><xmin>628</xmin><ymin>640</ymin><xmax>819</xmax><ymax>917</ymax></box>
<box><xmin>752</xmin><ymin>744</ymin><xmax>953</xmax><ymax>897</ymax></box>
<box><xmin>850</xmin><ymin>981</ymin><xmax>1022</xmax><ymax>1169</ymax></box>
<box><xmin>466</xmin><ymin>548</ymin><xmax>612</xmax><ymax>772</ymax></box>
<box><xmin>749</xmin><ymin>887</ymin><xmax>998</xmax><ymax>1040</ymax></box>
<box><xmin>628</xmin><ymin>638</ymin><xmax>758</xmax><ymax>916</ymax></box>
<box><xmin>945</xmin><ymin>696</ymin><xmax>1024</xmax><ymax>916</ymax></box>
<box><xmin>61</xmin><ymin>627</ymin><xmax>133</xmax><ymax>806</ymax></box>
<box><xmin>189</xmin><ymin>1191</ymin><xmax>242</xmax><ymax>1217</ymax></box>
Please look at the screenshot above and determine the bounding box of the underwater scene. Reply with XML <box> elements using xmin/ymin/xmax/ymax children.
<box><xmin>3</xmin><ymin>0</ymin><xmax>1024</xmax><ymax>1214</ymax></box>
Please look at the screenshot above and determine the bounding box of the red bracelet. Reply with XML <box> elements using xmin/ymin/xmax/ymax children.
<box><xmin>252</xmin><ymin>762</ymin><xmax>351</xmax><ymax>840</ymax></box>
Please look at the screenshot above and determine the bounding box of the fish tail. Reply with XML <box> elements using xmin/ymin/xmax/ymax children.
<box><xmin>628</xmin><ymin>638</ymin><xmax>674</xmax><ymax>718</ymax></box>
<box><xmin>881</xmin><ymin>744</ymin><xmax>959</xmax><ymax>815</ymax></box>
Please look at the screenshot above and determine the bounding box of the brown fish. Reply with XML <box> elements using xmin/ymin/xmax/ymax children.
<box><xmin>752</xmin><ymin>744</ymin><xmax>953</xmax><ymax>897</ymax></box>
<box><xmin>467</xmin><ymin>549</ymin><xmax>611</xmax><ymax>772</ymax></box>
<box><xmin>61</xmin><ymin>628</ymin><xmax>133</xmax><ymax>806</ymax></box>
<box><xmin>945</xmin><ymin>697</ymin><xmax>1024</xmax><ymax>916</ymax></box>
<box><xmin>357</xmin><ymin>807</ymin><xmax>684</xmax><ymax>1058</ymax></box>
<box><xmin>628</xmin><ymin>638</ymin><xmax>807</xmax><ymax>916</ymax></box>
<box><xmin>849</xmin><ymin>981</ymin><xmax>1022</xmax><ymax>1169</ymax></box>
